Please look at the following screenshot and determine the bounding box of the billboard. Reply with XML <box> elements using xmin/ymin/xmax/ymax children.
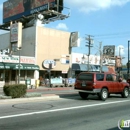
<box><xmin>70</xmin><ymin>32</ymin><xmax>79</xmax><ymax>47</ymax></box>
<box><xmin>3</xmin><ymin>0</ymin><xmax>63</xmax><ymax>24</ymax></box>
<box><xmin>103</xmin><ymin>45</ymin><xmax>115</xmax><ymax>57</ymax></box>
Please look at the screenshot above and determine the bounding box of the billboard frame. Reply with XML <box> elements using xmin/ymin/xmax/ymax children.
<box><xmin>0</xmin><ymin>0</ymin><xmax>70</xmax><ymax>30</ymax></box>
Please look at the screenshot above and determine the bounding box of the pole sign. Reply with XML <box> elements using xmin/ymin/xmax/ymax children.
<box><xmin>10</xmin><ymin>22</ymin><xmax>22</xmax><ymax>49</ymax></box>
<box><xmin>42</xmin><ymin>60</ymin><xmax>56</xmax><ymax>69</ymax></box>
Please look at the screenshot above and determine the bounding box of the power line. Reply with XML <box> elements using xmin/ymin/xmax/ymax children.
<box><xmin>94</xmin><ymin>31</ymin><xmax>130</xmax><ymax>37</ymax></box>
<box><xmin>93</xmin><ymin>31</ymin><xmax>130</xmax><ymax>40</ymax></box>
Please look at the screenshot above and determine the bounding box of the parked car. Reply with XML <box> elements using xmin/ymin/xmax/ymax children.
<box><xmin>74</xmin><ymin>72</ymin><xmax>130</xmax><ymax>101</ymax></box>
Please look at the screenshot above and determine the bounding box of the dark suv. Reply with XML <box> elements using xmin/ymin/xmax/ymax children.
<box><xmin>74</xmin><ymin>72</ymin><xmax>130</xmax><ymax>101</ymax></box>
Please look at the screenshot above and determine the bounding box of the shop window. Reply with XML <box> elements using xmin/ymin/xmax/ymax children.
<box><xmin>11</xmin><ymin>70</ymin><xmax>16</xmax><ymax>80</ymax></box>
<box><xmin>27</xmin><ymin>70</ymin><xmax>34</xmax><ymax>78</ymax></box>
<box><xmin>5</xmin><ymin>70</ymin><xmax>10</xmax><ymax>83</ymax></box>
<box><xmin>0</xmin><ymin>70</ymin><xmax>4</xmax><ymax>81</ymax></box>
<box><xmin>20</xmin><ymin>70</ymin><xmax>25</xmax><ymax>81</ymax></box>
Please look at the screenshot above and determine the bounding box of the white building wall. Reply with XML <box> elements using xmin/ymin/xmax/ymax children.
<box><xmin>72</xmin><ymin>53</ymin><xmax>100</xmax><ymax>65</ymax></box>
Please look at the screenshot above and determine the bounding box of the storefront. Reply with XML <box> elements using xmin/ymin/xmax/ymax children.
<box><xmin>0</xmin><ymin>55</ymin><xmax>39</xmax><ymax>87</ymax></box>
<box><xmin>0</xmin><ymin>26</ymin><xmax>72</xmax><ymax>86</ymax></box>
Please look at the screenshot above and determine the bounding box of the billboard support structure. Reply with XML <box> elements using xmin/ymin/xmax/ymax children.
<box><xmin>0</xmin><ymin>0</ymin><xmax>70</xmax><ymax>30</ymax></box>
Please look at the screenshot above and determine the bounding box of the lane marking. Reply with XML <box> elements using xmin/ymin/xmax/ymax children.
<box><xmin>0</xmin><ymin>99</ymin><xmax>130</xmax><ymax>119</ymax></box>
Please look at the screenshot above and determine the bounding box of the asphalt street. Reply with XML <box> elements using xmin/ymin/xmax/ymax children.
<box><xmin>0</xmin><ymin>94</ymin><xmax>130</xmax><ymax>130</ymax></box>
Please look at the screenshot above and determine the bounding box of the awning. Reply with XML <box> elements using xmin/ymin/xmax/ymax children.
<box><xmin>13</xmin><ymin>64</ymin><xmax>40</xmax><ymax>70</ymax></box>
<box><xmin>0</xmin><ymin>63</ymin><xmax>10</xmax><ymax>69</ymax></box>
<box><xmin>0</xmin><ymin>63</ymin><xmax>5</xmax><ymax>69</ymax></box>
<box><xmin>0</xmin><ymin>63</ymin><xmax>39</xmax><ymax>70</ymax></box>
<box><xmin>72</xmin><ymin>63</ymin><xmax>109</xmax><ymax>72</ymax></box>
<box><xmin>79</xmin><ymin>64</ymin><xmax>88</xmax><ymax>71</ymax></box>
<box><xmin>72</xmin><ymin>64</ymin><xmax>89</xmax><ymax>71</ymax></box>
<box><xmin>72</xmin><ymin>64</ymin><xmax>80</xmax><ymax>71</ymax></box>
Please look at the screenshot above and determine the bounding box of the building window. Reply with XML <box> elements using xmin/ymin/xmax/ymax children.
<box><xmin>27</xmin><ymin>70</ymin><xmax>34</xmax><ymax>78</ymax></box>
<box><xmin>0</xmin><ymin>70</ymin><xmax>4</xmax><ymax>81</ymax></box>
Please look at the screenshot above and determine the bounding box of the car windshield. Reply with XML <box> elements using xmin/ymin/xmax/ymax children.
<box><xmin>77</xmin><ymin>73</ymin><xmax>93</xmax><ymax>81</ymax></box>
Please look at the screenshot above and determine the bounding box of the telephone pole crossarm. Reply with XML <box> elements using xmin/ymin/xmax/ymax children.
<box><xmin>85</xmin><ymin>35</ymin><xmax>94</xmax><ymax>71</ymax></box>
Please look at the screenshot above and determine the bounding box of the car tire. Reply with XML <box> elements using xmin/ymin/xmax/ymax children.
<box><xmin>121</xmin><ymin>87</ymin><xmax>129</xmax><ymax>98</ymax></box>
<box><xmin>79</xmin><ymin>92</ymin><xmax>89</xmax><ymax>100</ymax></box>
<box><xmin>99</xmin><ymin>88</ymin><xmax>108</xmax><ymax>101</ymax></box>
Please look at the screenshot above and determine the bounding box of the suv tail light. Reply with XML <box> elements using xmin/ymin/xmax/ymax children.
<box><xmin>92</xmin><ymin>82</ymin><xmax>96</xmax><ymax>89</ymax></box>
<box><xmin>93</xmin><ymin>82</ymin><xmax>96</xmax><ymax>86</ymax></box>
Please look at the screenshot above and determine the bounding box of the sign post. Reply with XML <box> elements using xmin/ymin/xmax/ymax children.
<box><xmin>42</xmin><ymin>60</ymin><xmax>56</xmax><ymax>87</ymax></box>
<box><xmin>10</xmin><ymin>22</ymin><xmax>22</xmax><ymax>84</ymax></box>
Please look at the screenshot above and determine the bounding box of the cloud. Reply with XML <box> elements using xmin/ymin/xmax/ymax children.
<box><xmin>66</xmin><ymin>0</ymin><xmax>130</xmax><ymax>13</ymax></box>
<box><xmin>56</xmin><ymin>23</ymin><xmax>68</xmax><ymax>30</ymax></box>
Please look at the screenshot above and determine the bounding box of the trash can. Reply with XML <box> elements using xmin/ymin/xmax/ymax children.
<box><xmin>35</xmin><ymin>80</ymin><xmax>40</xmax><ymax>88</ymax></box>
<box><xmin>25</xmin><ymin>78</ymin><xmax>31</xmax><ymax>89</ymax></box>
<box><xmin>25</xmin><ymin>78</ymin><xmax>31</xmax><ymax>85</ymax></box>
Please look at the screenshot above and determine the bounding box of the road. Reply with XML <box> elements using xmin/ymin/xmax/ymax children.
<box><xmin>0</xmin><ymin>94</ymin><xmax>130</xmax><ymax>130</ymax></box>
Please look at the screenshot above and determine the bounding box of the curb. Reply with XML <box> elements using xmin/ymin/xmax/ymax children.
<box><xmin>27</xmin><ymin>87</ymin><xmax>74</xmax><ymax>92</ymax></box>
<box><xmin>0</xmin><ymin>95</ymin><xmax>60</xmax><ymax>104</ymax></box>
<box><xmin>0</xmin><ymin>93</ymin><xmax>78</xmax><ymax>104</ymax></box>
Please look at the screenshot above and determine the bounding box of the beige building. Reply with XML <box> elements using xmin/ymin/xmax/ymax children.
<box><xmin>0</xmin><ymin>26</ymin><xmax>71</xmax><ymax>86</ymax></box>
<box><xmin>36</xmin><ymin>26</ymin><xmax>71</xmax><ymax>79</ymax></box>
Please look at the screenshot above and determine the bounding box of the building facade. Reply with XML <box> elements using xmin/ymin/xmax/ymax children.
<box><xmin>0</xmin><ymin>26</ymin><xmax>71</xmax><ymax>87</ymax></box>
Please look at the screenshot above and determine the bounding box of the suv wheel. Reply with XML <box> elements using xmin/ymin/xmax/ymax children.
<box><xmin>121</xmin><ymin>87</ymin><xmax>129</xmax><ymax>98</ymax></box>
<box><xmin>79</xmin><ymin>92</ymin><xmax>89</xmax><ymax>99</ymax></box>
<box><xmin>99</xmin><ymin>88</ymin><xmax>108</xmax><ymax>101</ymax></box>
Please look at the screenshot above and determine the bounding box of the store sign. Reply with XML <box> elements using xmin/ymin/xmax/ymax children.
<box><xmin>61</xmin><ymin>55</ymin><xmax>70</xmax><ymax>64</ymax></box>
<box><xmin>15</xmin><ymin>64</ymin><xmax>23</xmax><ymax>69</ymax></box>
<box><xmin>0</xmin><ymin>55</ymin><xmax>35</xmax><ymax>64</ymax></box>
<box><xmin>10</xmin><ymin>22</ymin><xmax>22</xmax><ymax>49</ymax></box>
<box><xmin>42</xmin><ymin>60</ymin><xmax>56</xmax><ymax>69</ymax></box>
<box><xmin>10</xmin><ymin>23</ymin><xmax>18</xmax><ymax>43</ymax></box>
<box><xmin>62</xmin><ymin>71</ymin><xmax>67</xmax><ymax>74</ymax></box>
<box><xmin>103</xmin><ymin>45</ymin><xmax>115</xmax><ymax>57</ymax></box>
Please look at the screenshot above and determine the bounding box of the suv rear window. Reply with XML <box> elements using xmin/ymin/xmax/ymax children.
<box><xmin>77</xmin><ymin>73</ymin><xmax>93</xmax><ymax>81</ymax></box>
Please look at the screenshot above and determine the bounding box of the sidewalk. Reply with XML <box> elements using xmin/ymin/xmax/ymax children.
<box><xmin>0</xmin><ymin>86</ymin><xmax>78</xmax><ymax>102</ymax></box>
<box><xmin>27</xmin><ymin>86</ymin><xmax>74</xmax><ymax>92</ymax></box>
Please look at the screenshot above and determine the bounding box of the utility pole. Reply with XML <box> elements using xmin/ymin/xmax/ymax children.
<box><xmin>119</xmin><ymin>47</ymin><xmax>123</xmax><ymax>77</ymax></box>
<box><xmin>85</xmin><ymin>35</ymin><xmax>93</xmax><ymax>71</ymax></box>
<box><xmin>99</xmin><ymin>42</ymin><xmax>102</xmax><ymax>73</ymax></box>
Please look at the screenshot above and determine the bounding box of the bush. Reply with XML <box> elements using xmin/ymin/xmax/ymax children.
<box><xmin>3</xmin><ymin>84</ymin><xmax>27</xmax><ymax>98</ymax></box>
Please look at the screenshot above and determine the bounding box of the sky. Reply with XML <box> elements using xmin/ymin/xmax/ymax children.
<box><xmin>0</xmin><ymin>0</ymin><xmax>130</xmax><ymax>65</ymax></box>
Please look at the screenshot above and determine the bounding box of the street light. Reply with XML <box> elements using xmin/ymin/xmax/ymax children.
<box><xmin>118</xmin><ymin>47</ymin><xmax>123</xmax><ymax>77</ymax></box>
<box><xmin>119</xmin><ymin>47</ymin><xmax>123</xmax><ymax>57</ymax></box>
<box><xmin>128</xmin><ymin>41</ymin><xmax>130</xmax><ymax>78</ymax></box>
<box><xmin>18</xmin><ymin>47</ymin><xmax>21</xmax><ymax>84</ymax></box>
<box><xmin>48</xmin><ymin>63</ymin><xmax>52</xmax><ymax>87</ymax></box>
<box><xmin>82</xmin><ymin>55</ymin><xmax>85</xmax><ymax>64</ymax></box>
